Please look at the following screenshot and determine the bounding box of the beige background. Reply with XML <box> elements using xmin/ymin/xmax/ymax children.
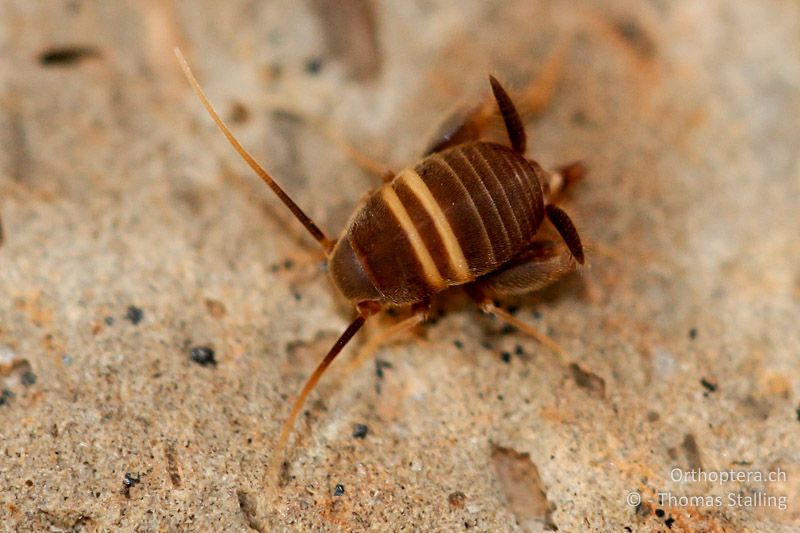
<box><xmin>1</xmin><ymin>1</ymin><xmax>798</xmax><ymax>531</ymax></box>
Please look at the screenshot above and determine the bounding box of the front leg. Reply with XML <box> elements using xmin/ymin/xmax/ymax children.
<box><xmin>345</xmin><ymin>300</ymin><xmax>430</xmax><ymax>373</ymax></box>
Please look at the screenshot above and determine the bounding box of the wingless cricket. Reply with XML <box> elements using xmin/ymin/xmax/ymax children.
<box><xmin>176</xmin><ymin>49</ymin><xmax>586</xmax><ymax>478</ymax></box>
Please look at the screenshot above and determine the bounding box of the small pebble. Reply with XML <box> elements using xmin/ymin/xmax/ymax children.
<box><xmin>448</xmin><ymin>491</ymin><xmax>466</xmax><ymax>508</ymax></box>
<box><xmin>20</xmin><ymin>371</ymin><xmax>36</xmax><ymax>387</ymax></box>
<box><xmin>122</xmin><ymin>472</ymin><xmax>140</xmax><ymax>498</ymax></box>
<box><xmin>104</xmin><ymin>316</ymin><xmax>115</xmax><ymax>326</ymax></box>
<box><xmin>333</xmin><ymin>484</ymin><xmax>345</xmax><ymax>496</ymax></box>
<box><xmin>689</xmin><ymin>327</ymin><xmax>698</xmax><ymax>340</ymax></box>
<box><xmin>500</xmin><ymin>324</ymin><xmax>517</xmax><ymax>335</ymax></box>
<box><xmin>124</xmin><ymin>306</ymin><xmax>143</xmax><ymax>325</ymax></box>
<box><xmin>352</xmin><ymin>424</ymin><xmax>368</xmax><ymax>439</ymax></box>
<box><xmin>453</xmin><ymin>339</ymin><xmax>463</xmax><ymax>349</ymax></box>
<box><xmin>39</xmin><ymin>46</ymin><xmax>98</xmax><ymax>66</ymax></box>
<box><xmin>500</xmin><ymin>351</ymin><xmax>511</xmax><ymax>364</ymax></box>
<box><xmin>306</xmin><ymin>58</ymin><xmax>323</xmax><ymax>75</ymax></box>
<box><xmin>229</xmin><ymin>101</ymin><xmax>250</xmax><ymax>124</ymax></box>
<box><xmin>700</xmin><ymin>378</ymin><xmax>717</xmax><ymax>393</ymax></box>
<box><xmin>190</xmin><ymin>346</ymin><xmax>217</xmax><ymax>367</ymax></box>
<box><xmin>205</xmin><ymin>299</ymin><xmax>227</xmax><ymax>318</ymax></box>
<box><xmin>375</xmin><ymin>359</ymin><xmax>392</xmax><ymax>379</ymax></box>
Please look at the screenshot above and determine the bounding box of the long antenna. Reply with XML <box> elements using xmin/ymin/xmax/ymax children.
<box><xmin>175</xmin><ymin>48</ymin><xmax>334</xmax><ymax>254</ymax></box>
<box><xmin>269</xmin><ymin>314</ymin><xmax>367</xmax><ymax>482</ymax></box>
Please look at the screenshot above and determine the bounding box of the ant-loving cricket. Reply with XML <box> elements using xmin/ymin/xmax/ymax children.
<box><xmin>175</xmin><ymin>48</ymin><xmax>586</xmax><ymax>481</ymax></box>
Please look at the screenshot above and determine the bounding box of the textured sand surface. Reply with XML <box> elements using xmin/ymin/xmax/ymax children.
<box><xmin>1</xmin><ymin>1</ymin><xmax>798</xmax><ymax>531</ymax></box>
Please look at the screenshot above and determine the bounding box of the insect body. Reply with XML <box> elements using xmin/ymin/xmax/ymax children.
<box><xmin>176</xmin><ymin>50</ymin><xmax>585</xmax><ymax>478</ymax></box>
<box><xmin>332</xmin><ymin>141</ymin><xmax>557</xmax><ymax>305</ymax></box>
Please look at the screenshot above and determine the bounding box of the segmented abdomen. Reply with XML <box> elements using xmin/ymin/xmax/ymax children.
<box><xmin>345</xmin><ymin>141</ymin><xmax>546</xmax><ymax>304</ymax></box>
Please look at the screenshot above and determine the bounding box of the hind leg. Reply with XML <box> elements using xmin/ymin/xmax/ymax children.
<box><xmin>424</xmin><ymin>98</ymin><xmax>495</xmax><ymax>155</ymax></box>
<box><xmin>426</xmin><ymin>74</ymin><xmax>527</xmax><ymax>154</ymax></box>
<box><xmin>425</xmin><ymin>39</ymin><xmax>571</xmax><ymax>156</ymax></box>
<box><xmin>466</xmin><ymin>240</ymin><xmax>578</xmax><ymax>364</ymax></box>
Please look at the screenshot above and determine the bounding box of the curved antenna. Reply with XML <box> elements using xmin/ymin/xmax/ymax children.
<box><xmin>175</xmin><ymin>48</ymin><xmax>334</xmax><ymax>254</ymax></box>
<box><xmin>269</xmin><ymin>313</ymin><xmax>368</xmax><ymax>482</ymax></box>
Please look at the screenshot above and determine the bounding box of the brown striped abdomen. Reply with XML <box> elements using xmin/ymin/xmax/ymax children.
<box><xmin>328</xmin><ymin>142</ymin><xmax>547</xmax><ymax>305</ymax></box>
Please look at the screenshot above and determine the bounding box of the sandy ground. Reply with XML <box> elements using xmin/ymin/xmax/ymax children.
<box><xmin>1</xmin><ymin>1</ymin><xmax>799</xmax><ymax>531</ymax></box>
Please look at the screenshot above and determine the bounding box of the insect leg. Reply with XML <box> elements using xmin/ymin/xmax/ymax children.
<box><xmin>517</xmin><ymin>35</ymin><xmax>571</xmax><ymax>117</ymax></box>
<box><xmin>316</xmin><ymin>119</ymin><xmax>395</xmax><ymax>183</ymax></box>
<box><xmin>467</xmin><ymin>240</ymin><xmax>578</xmax><ymax>363</ymax></box>
<box><xmin>469</xmin><ymin>293</ymin><xmax>572</xmax><ymax>366</ymax></box>
<box><xmin>425</xmin><ymin>73</ymin><xmax>528</xmax><ymax>156</ymax></box>
<box><xmin>423</xmin><ymin>97</ymin><xmax>495</xmax><ymax>155</ymax></box>
<box><xmin>345</xmin><ymin>301</ymin><xmax>430</xmax><ymax>374</ymax></box>
<box><xmin>426</xmin><ymin>38</ymin><xmax>570</xmax><ymax>157</ymax></box>
<box><xmin>489</xmin><ymin>75</ymin><xmax>527</xmax><ymax>154</ymax></box>
<box><xmin>476</xmin><ymin>240</ymin><xmax>578</xmax><ymax>297</ymax></box>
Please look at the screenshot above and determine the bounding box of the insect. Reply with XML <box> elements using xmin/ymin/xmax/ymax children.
<box><xmin>175</xmin><ymin>49</ymin><xmax>586</xmax><ymax>478</ymax></box>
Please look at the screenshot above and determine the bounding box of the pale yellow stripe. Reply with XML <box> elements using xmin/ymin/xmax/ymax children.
<box><xmin>399</xmin><ymin>169</ymin><xmax>471</xmax><ymax>282</ymax></box>
<box><xmin>381</xmin><ymin>185</ymin><xmax>445</xmax><ymax>288</ymax></box>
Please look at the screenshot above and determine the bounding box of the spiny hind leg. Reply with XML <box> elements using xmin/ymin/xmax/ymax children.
<box><xmin>424</xmin><ymin>97</ymin><xmax>495</xmax><ymax>155</ymax></box>
<box><xmin>425</xmin><ymin>38</ymin><xmax>571</xmax><ymax>156</ymax></box>
<box><xmin>466</xmin><ymin>240</ymin><xmax>578</xmax><ymax>364</ymax></box>
<box><xmin>425</xmin><ymin>74</ymin><xmax>527</xmax><ymax>155</ymax></box>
